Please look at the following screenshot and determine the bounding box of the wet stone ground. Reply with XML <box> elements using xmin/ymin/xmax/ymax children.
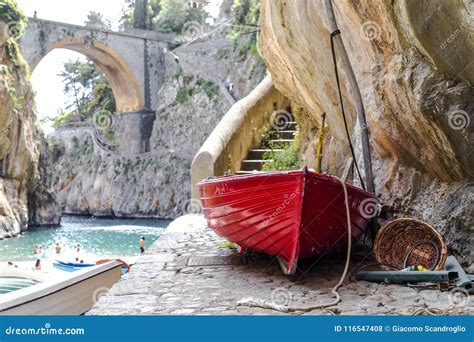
<box><xmin>88</xmin><ymin>215</ymin><xmax>473</xmax><ymax>316</ymax></box>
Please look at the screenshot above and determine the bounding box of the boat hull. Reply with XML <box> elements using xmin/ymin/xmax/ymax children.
<box><xmin>199</xmin><ymin>169</ymin><xmax>376</xmax><ymax>274</ymax></box>
<box><xmin>0</xmin><ymin>261</ymin><xmax>122</xmax><ymax>315</ymax></box>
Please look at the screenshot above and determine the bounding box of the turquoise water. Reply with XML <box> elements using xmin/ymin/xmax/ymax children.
<box><xmin>0</xmin><ymin>277</ymin><xmax>40</xmax><ymax>294</ymax></box>
<box><xmin>0</xmin><ymin>215</ymin><xmax>170</xmax><ymax>262</ymax></box>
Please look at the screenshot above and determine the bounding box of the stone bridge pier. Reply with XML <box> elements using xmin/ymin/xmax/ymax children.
<box><xmin>114</xmin><ymin>110</ymin><xmax>156</xmax><ymax>154</ymax></box>
<box><xmin>19</xmin><ymin>17</ymin><xmax>174</xmax><ymax>154</ymax></box>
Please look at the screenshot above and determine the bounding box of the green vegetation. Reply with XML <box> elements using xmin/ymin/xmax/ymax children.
<box><xmin>262</xmin><ymin>132</ymin><xmax>301</xmax><ymax>171</ymax></box>
<box><xmin>84</xmin><ymin>11</ymin><xmax>112</xmax><ymax>29</ymax></box>
<box><xmin>174</xmin><ymin>77</ymin><xmax>219</xmax><ymax>104</ymax></box>
<box><xmin>219</xmin><ymin>241</ymin><xmax>237</xmax><ymax>249</ymax></box>
<box><xmin>121</xmin><ymin>0</ymin><xmax>205</xmax><ymax>34</ymax></box>
<box><xmin>196</xmin><ymin>78</ymin><xmax>219</xmax><ymax>98</ymax></box>
<box><xmin>52</xmin><ymin>59</ymin><xmax>115</xmax><ymax>128</ymax></box>
<box><xmin>0</xmin><ymin>0</ymin><xmax>27</xmax><ymax>68</ymax></box>
<box><xmin>230</xmin><ymin>0</ymin><xmax>260</xmax><ymax>57</ymax></box>
<box><xmin>176</xmin><ymin>85</ymin><xmax>195</xmax><ymax>103</ymax></box>
<box><xmin>42</xmin><ymin>10</ymin><xmax>117</xmax><ymax>150</ymax></box>
<box><xmin>0</xmin><ymin>0</ymin><xmax>27</xmax><ymax>120</ymax></box>
<box><xmin>232</xmin><ymin>0</ymin><xmax>259</xmax><ymax>26</ymax></box>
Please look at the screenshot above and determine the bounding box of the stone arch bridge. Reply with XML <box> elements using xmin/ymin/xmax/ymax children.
<box><xmin>19</xmin><ymin>17</ymin><xmax>175</xmax><ymax>153</ymax></box>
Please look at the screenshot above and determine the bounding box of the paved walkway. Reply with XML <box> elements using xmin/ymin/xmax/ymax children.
<box><xmin>88</xmin><ymin>215</ymin><xmax>473</xmax><ymax>315</ymax></box>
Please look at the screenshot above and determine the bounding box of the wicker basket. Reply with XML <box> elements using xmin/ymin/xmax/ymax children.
<box><xmin>374</xmin><ymin>218</ymin><xmax>447</xmax><ymax>270</ymax></box>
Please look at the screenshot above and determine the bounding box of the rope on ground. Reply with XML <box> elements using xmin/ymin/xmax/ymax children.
<box><xmin>236</xmin><ymin>177</ymin><xmax>352</xmax><ymax>313</ymax></box>
<box><xmin>386</xmin><ymin>306</ymin><xmax>468</xmax><ymax>316</ymax></box>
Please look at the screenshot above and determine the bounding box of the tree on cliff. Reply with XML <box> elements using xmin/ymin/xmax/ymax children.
<box><xmin>229</xmin><ymin>0</ymin><xmax>261</xmax><ymax>57</ymax></box>
<box><xmin>133</xmin><ymin>0</ymin><xmax>149</xmax><ymax>29</ymax></box>
<box><xmin>54</xmin><ymin>60</ymin><xmax>115</xmax><ymax>127</ymax></box>
<box><xmin>51</xmin><ymin>10</ymin><xmax>115</xmax><ymax>127</ymax></box>
<box><xmin>120</xmin><ymin>0</ymin><xmax>205</xmax><ymax>33</ymax></box>
<box><xmin>84</xmin><ymin>11</ymin><xmax>112</xmax><ymax>30</ymax></box>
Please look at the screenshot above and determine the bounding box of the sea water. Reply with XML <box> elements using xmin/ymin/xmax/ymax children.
<box><xmin>0</xmin><ymin>215</ymin><xmax>170</xmax><ymax>262</ymax></box>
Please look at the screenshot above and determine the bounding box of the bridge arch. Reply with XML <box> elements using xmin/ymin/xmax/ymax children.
<box><xmin>19</xmin><ymin>17</ymin><xmax>173</xmax><ymax>154</ymax></box>
<box><xmin>30</xmin><ymin>37</ymin><xmax>143</xmax><ymax>112</ymax></box>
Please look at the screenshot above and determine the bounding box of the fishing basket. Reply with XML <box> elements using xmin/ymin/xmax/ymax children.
<box><xmin>374</xmin><ymin>218</ymin><xmax>447</xmax><ymax>270</ymax></box>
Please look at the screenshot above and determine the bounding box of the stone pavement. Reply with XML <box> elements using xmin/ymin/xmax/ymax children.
<box><xmin>88</xmin><ymin>215</ymin><xmax>473</xmax><ymax>315</ymax></box>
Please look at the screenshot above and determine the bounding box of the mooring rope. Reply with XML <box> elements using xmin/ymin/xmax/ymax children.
<box><xmin>236</xmin><ymin>176</ymin><xmax>352</xmax><ymax>313</ymax></box>
<box><xmin>386</xmin><ymin>305</ymin><xmax>468</xmax><ymax>316</ymax></box>
<box><xmin>329</xmin><ymin>30</ymin><xmax>366</xmax><ymax>190</ymax></box>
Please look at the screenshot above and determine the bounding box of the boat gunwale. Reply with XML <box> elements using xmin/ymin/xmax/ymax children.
<box><xmin>199</xmin><ymin>169</ymin><xmax>375</xmax><ymax>199</ymax></box>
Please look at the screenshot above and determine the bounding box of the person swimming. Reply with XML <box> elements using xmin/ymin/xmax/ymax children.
<box><xmin>55</xmin><ymin>243</ymin><xmax>61</xmax><ymax>254</ymax></box>
<box><xmin>76</xmin><ymin>244</ymin><xmax>81</xmax><ymax>253</ymax></box>
<box><xmin>33</xmin><ymin>245</ymin><xmax>38</xmax><ymax>254</ymax></box>
<box><xmin>34</xmin><ymin>259</ymin><xmax>41</xmax><ymax>271</ymax></box>
<box><xmin>140</xmin><ymin>237</ymin><xmax>145</xmax><ymax>254</ymax></box>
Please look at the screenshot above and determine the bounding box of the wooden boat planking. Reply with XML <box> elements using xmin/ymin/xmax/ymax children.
<box><xmin>199</xmin><ymin>168</ymin><xmax>376</xmax><ymax>274</ymax></box>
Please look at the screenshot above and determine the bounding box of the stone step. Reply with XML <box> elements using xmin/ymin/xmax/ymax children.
<box><xmin>246</xmin><ymin>148</ymin><xmax>283</xmax><ymax>159</ymax></box>
<box><xmin>240</xmin><ymin>159</ymin><xmax>273</xmax><ymax>171</ymax></box>
<box><xmin>261</xmin><ymin>139</ymin><xmax>294</xmax><ymax>149</ymax></box>
<box><xmin>273</xmin><ymin>121</ymin><xmax>297</xmax><ymax>131</ymax></box>
<box><xmin>267</xmin><ymin>130</ymin><xmax>296</xmax><ymax>140</ymax></box>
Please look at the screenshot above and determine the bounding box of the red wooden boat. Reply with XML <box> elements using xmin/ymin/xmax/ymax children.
<box><xmin>198</xmin><ymin>168</ymin><xmax>376</xmax><ymax>274</ymax></box>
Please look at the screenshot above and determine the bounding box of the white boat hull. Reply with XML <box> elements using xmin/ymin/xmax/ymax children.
<box><xmin>0</xmin><ymin>261</ymin><xmax>122</xmax><ymax>315</ymax></box>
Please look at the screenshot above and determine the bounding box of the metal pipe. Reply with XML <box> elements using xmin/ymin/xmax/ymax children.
<box><xmin>354</xmin><ymin>271</ymin><xmax>459</xmax><ymax>283</ymax></box>
<box><xmin>322</xmin><ymin>0</ymin><xmax>375</xmax><ymax>194</ymax></box>
<box><xmin>445</xmin><ymin>256</ymin><xmax>472</xmax><ymax>290</ymax></box>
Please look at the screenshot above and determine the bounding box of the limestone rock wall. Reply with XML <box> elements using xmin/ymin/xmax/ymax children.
<box><xmin>0</xmin><ymin>21</ymin><xmax>60</xmax><ymax>238</ymax></box>
<box><xmin>51</xmin><ymin>133</ymin><xmax>191</xmax><ymax>218</ymax></box>
<box><xmin>50</xmin><ymin>8</ymin><xmax>266</xmax><ymax>219</ymax></box>
<box><xmin>258</xmin><ymin>0</ymin><xmax>473</xmax><ymax>267</ymax></box>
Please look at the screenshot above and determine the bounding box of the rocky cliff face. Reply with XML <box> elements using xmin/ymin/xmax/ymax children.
<box><xmin>258</xmin><ymin>0</ymin><xmax>473</xmax><ymax>267</ymax></box>
<box><xmin>0</xmin><ymin>14</ymin><xmax>60</xmax><ymax>238</ymax></box>
<box><xmin>50</xmin><ymin>1</ymin><xmax>266</xmax><ymax>219</ymax></box>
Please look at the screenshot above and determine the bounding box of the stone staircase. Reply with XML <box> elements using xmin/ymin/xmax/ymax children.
<box><xmin>236</xmin><ymin>115</ymin><xmax>297</xmax><ymax>175</ymax></box>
